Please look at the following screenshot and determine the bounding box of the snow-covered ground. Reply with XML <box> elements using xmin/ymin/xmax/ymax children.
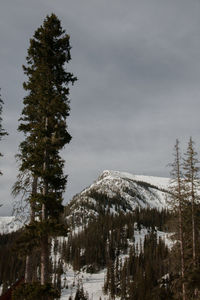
<box><xmin>0</xmin><ymin>170</ymin><xmax>173</xmax><ymax>299</ymax></box>
<box><xmin>60</xmin><ymin>267</ymin><xmax>111</xmax><ymax>300</ymax></box>
<box><xmin>134</xmin><ymin>227</ymin><xmax>174</xmax><ymax>253</ymax></box>
<box><xmin>60</xmin><ymin>226</ymin><xmax>173</xmax><ymax>300</ymax></box>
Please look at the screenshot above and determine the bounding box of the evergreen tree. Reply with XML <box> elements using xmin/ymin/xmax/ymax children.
<box><xmin>169</xmin><ymin>139</ymin><xmax>186</xmax><ymax>300</ymax></box>
<box><xmin>182</xmin><ymin>137</ymin><xmax>200</xmax><ymax>298</ymax></box>
<box><xmin>0</xmin><ymin>90</ymin><xmax>8</xmax><ymax>175</ymax></box>
<box><xmin>183</xmin><ymin>137</ymin><xmax>199</xmax><ymax>267</ymax></box>
<box><xmin>15</xmin><ymin>13</ymin><xmax>77</xmax><ymax>292</ymax></box>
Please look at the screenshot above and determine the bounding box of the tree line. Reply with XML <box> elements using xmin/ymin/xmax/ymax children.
<box><xmin>167</xmin><ymin>138</ymin><xmax>200</xmax><ymax>299</ymax></box>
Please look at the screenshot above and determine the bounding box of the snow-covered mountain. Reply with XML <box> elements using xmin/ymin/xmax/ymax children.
<box><xmin>0</xmin><ymin>170</ymin><xmax>173</xmax><ymax>300</ymax></box>
<box><xmin>65</xmin><ymin>170</ymin><xmax>170</xmax><ymax>227</ymax></box>
<box><xmin>61</xmin><ymin>171</ymin><xmax>172</xmax><ymax>299</ymax></box>
<box><xmin>0</xmin><ymin>170</ymin><xmax>171</xmax><ymax>233</ymax></box>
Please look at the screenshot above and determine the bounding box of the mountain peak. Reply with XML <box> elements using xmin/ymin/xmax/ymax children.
<box><xmin>99</xmin><ymin>170</ymin><xmax>170</xmax><ymax>190</ymax></box>
<box><xmin>65</xmin><ymin>170</ymin><xmax>170</xmax><ymax>227</ymax></box>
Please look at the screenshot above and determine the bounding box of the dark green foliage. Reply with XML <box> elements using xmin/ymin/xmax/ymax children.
<box><xmin>12</xmin><ymin>282</ymin><xmax>60</xmax><ymax>300</ymax></box>
<box><xmin>88</xmin><ymin>190</ymin><xmax>132</xmax><ymax>213</ymax></box>
<box><xmin>168</xmin><ymin>202</ymin><xmax>200</xmax><ymax>298</ymax></box>
<box><xmin>1</xmin><ymin>207</ymin><xmax>172</xmax><ymax>298</ymax></box>
<box><xmin>133</xmin><ymin>207</ymin><xmax>170</xmax><ymax>231</ymax></box>
<box><xmin>62</xmin><ymin>208</ymin><xmax>171</xmax><ymax>273</ymax></box>
<box><xmin>0</xmin><ymin>90</ymin><xmax>8</xmax><ymax>175</ymax></box>
<box><xmin>65</xmin><ymin>182</ymin><xmax>171</xmax><ymax>230</ymax></box>
<box><xmin>17</xmin><ymin>12</ymin><xmax>77</xmax><ymax>223</ymax></box>
<box><xmin>74</xmin><ymin>286</ymin><xmax>88</xmax><ymax>300</ymax></box>
<box><xmin>13</xmin><ymin>13</ymin><xmax>76</xmax><ymax>288</ymax></box>
<box><xmin>62</xmin><ymin>212</ymin><xmax>134</xmax><ymax>271</ymax></box>
<box><xmin>0</xmin><ymin>231</ymin><xmax>25</xmax><ymax>292</ymax></box>
<box><xmin>104</xmin><ymin>231</ymin><xmax>171</xmax><ymax>300</ymax></box>
<box><xmin>65</xmin><ymin>191</ymin><xmax>133</xmax><ymax>228</ymax></box>
<box><xmin>168</xmin><ymin>139</ymin><xmax>200</xmax><ymax>299</ymax></box>
<box><xmin>0</xmin><ymin>91</ymin><xmax>7</xmax><ymax>140</ymax></box>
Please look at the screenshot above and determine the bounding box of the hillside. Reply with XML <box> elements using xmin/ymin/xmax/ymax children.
<box><xmin>65</xmin><ymin>170</ymin><xmax>170</xmax><ymax>227</ymax></box>
<box><xmin>0</xmin><ymin>170</ymin><xmax>173</xmax><ymax>300</ymax></box>
<box><xmin>59</xmin><ymin>171</ymin><xmax>172</xmax><ymax>299</ymax></box>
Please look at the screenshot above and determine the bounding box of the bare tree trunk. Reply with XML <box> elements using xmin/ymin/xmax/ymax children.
<box><xmin>191</xmin><ymin>184</ymin><xmax>198</xmax><ymax>298</ymax></box>
<box><xmin>41</xmin><ymin>200</ymin><xmax>49</xmax><ymax>285</ymax></box>
<box><xmin>178</xmin><ymin>201</ymin><xmax>186</xmax><ymax>300</ymax></box>
<box><xmin>172</xmin><ymin>141</ymin><xmax>186</xmax><ymax>300</ymax></box>
<box><xmin>176</xmin><ymin>143</ymin><xmax>186</xmax><ymax>300</ymax></box>
<box><xmin>191</xmin><ymin>186</ymin><xmax>196</xmax><ymax>266</ymax></box>
<box><xmin>41</xmin><ymin>117</ymin><xmax>49</xmax><ymax>285</ymax></box>
<box><xmin>25</xmin><ymin>176</ymin><xmax>38</xmax><ymax>283</ymax></box>
<box><xmin>183</xmin><ymin>137</ymin><xmax>199</xmax><ymax>298</ymax></box>
<box><xmin>41</xmin><ymin>229</ymin><xmax>49</xmax><ymax>284</ymax></box>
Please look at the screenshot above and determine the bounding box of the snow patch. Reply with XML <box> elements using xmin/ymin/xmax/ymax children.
<box><xmin>0</xmin><ymin>216</ymin><xmax>23</xmax><ymax>234</ymax></box>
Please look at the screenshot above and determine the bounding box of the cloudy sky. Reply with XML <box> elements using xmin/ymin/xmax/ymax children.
<box><xmin>1</xmin><ymin>0</ymin><xmax>200</xmax><ymax>215</ymax></box>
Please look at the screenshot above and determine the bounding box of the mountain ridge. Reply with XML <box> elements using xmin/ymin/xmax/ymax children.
<box><xmin>65</xmin><ymin>170</ymin><xmax>170</xmax><ymax>227</ymax></box>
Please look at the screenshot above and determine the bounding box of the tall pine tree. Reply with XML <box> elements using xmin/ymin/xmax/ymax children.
<box><xmin>169</xmin><ymin>139</ymin><xmax>186</xmax><ymax>300</ymax></box>
<box><xmin>183</xmin><ymin>137</ymin><xmax>199</xmax><ymax>267</ymax></box>
<box><xmin>183</xmin><ymin>137</ymin><xmax>200</xmax><ymax>297</ymax></box>
<box><xmin>16</xmin><ymin>13</ymin><xmax>77</xmax><ymax>290</ymax></box>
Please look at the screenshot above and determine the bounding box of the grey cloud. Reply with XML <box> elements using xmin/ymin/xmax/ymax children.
<box><xmin>1</xmin><ymin>0</ymin><xmax>200</xmax><ymax>215</ymax></box>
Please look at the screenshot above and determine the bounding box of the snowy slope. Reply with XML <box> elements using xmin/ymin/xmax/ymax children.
<box><xmin>60</xmin><ymin>228</ymin><xmax>173</xmax><ymax>300</ymax></box>
<box><xmin>0</xmin><ymin>170</ymin><xmax>172</xmax><ymax>300</ymax></box>
<box><xmin>61</xmin><ymin>171</ymin><xmax>172</xmax><ymax>299</ymax></box>
<box><xmin>0</xmin><ymin>216</ymin><xmax>23</xmax><ymax>234</ymax></box>
<box><xmin>66</xmin><ymin>170</ymin><xmax>170</xmax><ymax>226</ymax></box>
<box><xmin>60</xmin><ymin>267</ymin><xmax>109</xmax><ymax>300</ymax></box>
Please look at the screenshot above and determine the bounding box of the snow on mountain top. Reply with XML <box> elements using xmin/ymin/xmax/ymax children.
<box><xmin>101</xmin><ymin>170</ymin><xmax>170</xmax><ymax>191</ymax></box>
<box><xmin>66</xmin><ymin>170</ymin><xmax>171</xmax><ymax>228</ymax></box>
<box><xmin>95</xmin><ymin>171</ymin><xmax>170</xmax><ymax>210</ymax></box>
<box><xmin>0</xmin><ymin>216</ymin><xmax>23</xmax><ymax>234</ymax></box>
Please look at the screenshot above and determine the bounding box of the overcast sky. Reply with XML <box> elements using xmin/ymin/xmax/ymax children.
<box><xmin>1</xmin><ymin>0</ymin><xmax>200</xmax><ymax>216</ymax></box>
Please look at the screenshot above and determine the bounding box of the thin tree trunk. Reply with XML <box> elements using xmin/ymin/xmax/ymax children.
<box><xmin>41</xmin><ymin>117</ymin><xmax>49</xmax><ymax>285</ymax></box>
<box><xmin>176</xmin><ymin>142</ymin><xmax>186</xmax><ymax>300</ymax></box>
<box><xmin>25</xmin><ymin>176</ymin><xmax>38</xmax><ymax>283</ymax></box>
<box><xmin>191</xmin><ymin>182</ymin><xmax>198</xmax><ymax>297</ymax></box>
<box><xmin>178</xmin><ymin>201</ymin><xmax>186</xmax><ymax>300</ymax></box>
<box><xmin>191</xmin><ymin>183</ymin><xmax>196</xmax><ymax>266</ymax></box>
<box><xmin>41</xmin><ymin>230</ymin><xmax>49</xmax><ymax>284</ymax></box>
<box><xmin>41</xmin><ymin>199</ymin><xmax>49</xmax><ymax>284</ymax></box>
<box><xmin>183</xmin><ymin>138</ymin><xmax>198</xmax><ymax>297</ymax></box>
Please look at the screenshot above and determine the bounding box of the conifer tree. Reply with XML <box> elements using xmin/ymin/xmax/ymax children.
<box><xmin>16</xmin><ymin>13</ymin><xmax>77</xmax><ymax>291</ymax></box>
<box><xmin>182</xmin><ymin>137</ymin><xmax>200</xmax><ymax>298</ymax></box>
<box><xmin>169</xmin><ymin>139</ymin><xmax>186</xmax><ymax>300</ymax></box>
<box><xmin>183</xmin><ymin>137</ymin><xmax>199</xmax><ymax>267</ymax></box>
<box><xmin>0</xmin><ymin>90</ymin><xmax>8</xmax><ymax>175</ymax></box>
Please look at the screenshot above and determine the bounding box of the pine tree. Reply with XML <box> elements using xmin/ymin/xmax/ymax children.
<box><xmin>16</xmin><ymin>13</ymin><xmax>77</xmax><ymax>292</ymax></box>
<box><xmin>169</xmin><ymin>139</ymin><xmax>186</xmax><ymax>300</ymax></box>
<box><xmin>0</xmin><ymin>90</ymin><xmax>8</xmax><ymax>175</ymax></box>
<box><xmin>183</xmin><ymin>137</ymin><xmax>200</xmax><ymax>298</ymax></box>
<box><xmin>183</xmin><ymin>137</ymin><xmax>199</xmax><ymax>267</ymax></box>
